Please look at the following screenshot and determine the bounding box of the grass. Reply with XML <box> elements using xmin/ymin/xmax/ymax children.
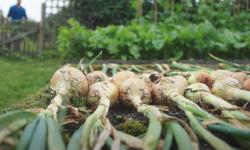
<box><xmin>0</xmin><ymin>58</ymin><xmax>62</xmax><ymax>110</ymax></box>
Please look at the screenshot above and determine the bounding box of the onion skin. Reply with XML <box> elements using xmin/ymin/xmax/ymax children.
<box><xmin>211</xmin><ymin>77</ymin><xmax>243</xmax><ymax>100</ymax></box>
<box><xmin>231</xmin><ymin>72</ymin><xmax>247</xmax><ymax>84</ymax></box>
<box><xmin>110</xmin><ymin>71</ymin><xmax>135</xmax><ymax>89</ymax></box>
<box><xmin>211</xmin><ymin>70</ymin><xmax>246</xmax><ymax>86</ymax></box>
<box><xmin>50</xmin><ymin>65</ymin><xmax>89</xmax><ymax>98</ymax></box>
<box><xmin>211</xmin><ymin>70</ymin><xmax>233</xmax><ymax>81</ymax></box>
<box><xmin>185</xmin><ymin>83</ymin><xmax>234</xmax><ymax>109</ymax></box>
<box><xmin>119</xmin><ymin>77</ymin><xmax>151</xmax><ymax>107</ymax></box>
<box><xmin>48</xmin><ymin>65</ymin><xmax>88</xmax><ymax>119</ymax></box>
<box><xmin>188</xmin><ymin>71</ymin><xmax>214</xmax><ymax>88</ymax></box>
<box><xmin>152</xmin><ymin>76</ymin><xmax>188</xmax><ymax>105</ymax></box>
<box><xmin>87</xmin><ymin>81</ymin><xmax>118</xmax><ymax>108</ymax></box>
<box><xmin>243</xmin><ymin>78</ymin><xmax>250</xmax><ymax>91</ymax></box>
<box><xmin>86</xmin><ymin>71</ymin><xmax>108</xmax><ymax>86</ymax></box>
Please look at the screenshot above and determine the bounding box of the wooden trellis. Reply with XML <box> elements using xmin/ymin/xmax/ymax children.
<box><xmin>44</xmin><ymin>0</ymin><xmax>70</xmax><ymax>18</ymax></box>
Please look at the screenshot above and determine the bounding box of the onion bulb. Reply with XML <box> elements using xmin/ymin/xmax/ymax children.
<box><xmin>211</xmin><ymin>76</ymin><xmax>250</xmax><ymax>101</ymax></box>
<box><xmin>119</xmin><ymin>77</ymin><xmax>151</xmax><ymax>107</ymax></box>
<box><xmin>86</xmin><ymin>71</ymin><xmax>108</xmax><ymax>86</ymax></box>
<box><xmin>188</xmin><ymin>71</ymin><xmax>214</xmax><ymax>88</ymax></box>
<box><xmin>87</xmin><ymin>81</ymin><xmax>118</xmax><ymax>108</ymax></box>
<box><xmin>82</xmin><ymin>81</ymin><xmax>118</xmax><ymax>149</ymax></box>
<box><xmin>110</xmin><ymin>71</ymin><xmax>135</xmax><ymax>89</ymax></box>
<box><xmin>119</xmin><ymin>77</ymin><xmax>161</xmax><ymax>150</ymax></box>
<box><xmin>48</xmin><ymin>65</ymin><xmax>89</xmax><ymax>119</ymax></box>
<box><xmin>243</xmin><ymin>78</ymin><xmax>250</xmax><ymax>91</ymax></box>
<box><xmin>211</xmin><ymin>70</ymin><xmax>233</xmax><ymax>81</ymax></box>
<box><xmin>152</xmin><ymin>76</ymin><xmax>188</xmax><ymax>105</ymax></box>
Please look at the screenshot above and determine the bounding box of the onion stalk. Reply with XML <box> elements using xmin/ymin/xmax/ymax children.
<box><xmin>209</xmin><ymin>53</ymin><xmax>250</xmax><ymax>73</ymax></box>
<box><xmin>185</xmin><ymin>83</ymin><xmax>250</xmax><ymax>128</ymax></box>
<box><xmin>151</xmin><ymin>76</ymin><xmax>235</xmax><ymax>150</ymax></box>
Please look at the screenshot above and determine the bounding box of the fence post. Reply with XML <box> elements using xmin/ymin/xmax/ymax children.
<box><xmin>38</xmin><ymin>2</ymin><xmax>46</xmax><ymax>55</ymax></box>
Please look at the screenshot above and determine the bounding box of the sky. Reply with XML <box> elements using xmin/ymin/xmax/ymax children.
<box><xmin>0</xmin><ymin>0</ymin><xmax>43</xmax><ymax>22</ymax></box>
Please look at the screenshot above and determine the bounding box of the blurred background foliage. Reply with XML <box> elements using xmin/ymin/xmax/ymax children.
<box><xmin>56</xmin><ymin>0</ymin><xmax>250</xmax><ymax>60</ymax></box>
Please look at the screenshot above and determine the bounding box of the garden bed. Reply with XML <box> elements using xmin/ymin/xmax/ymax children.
<box><xmin>3</xmin><ymin>61</ymin><xmax>249</xmax><ymax>150</ymax></box>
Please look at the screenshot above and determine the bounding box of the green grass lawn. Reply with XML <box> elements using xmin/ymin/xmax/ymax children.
<box><xmin>0</xmin><ymin>58</ymin><xmax>62</xmax><ymax>110</ymax></box>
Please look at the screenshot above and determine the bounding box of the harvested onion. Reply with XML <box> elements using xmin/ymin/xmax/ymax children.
<box><xmin>185</xmin><ymin>83</ymin><xmax>250</xmax><ymax>128</ymax></box>
<box><xmin>48</xmin><ymin>65</ymin><xmax>89</xmax><ymax>119</ymax></box>
<box><xmin>82</xmin><ymin>81</ymin><xmax>118</xmax><ymax>149</ymax></box>
<box><xmin>211</xmin><ymin>76</ymin><xmax>250</xmax><ymax>101</ymax></box>
<box><xmin>243</xmin><ymin>78</ymin><xmax>250</xmax><ymax>91</ymax></box>
<box><xmin>80</xmin><ymin>81</ymin><xmax>143</xmax><ymax>150</ymax></box>
<box><xmin>110</xmin><ymin>71</ymin><xmax>135</xmax><ymax>89</ymax></box>
<box><xmin>119</xmin><ymin>77</ymin><xmax>161</xmax><ymax>150</ymax></box>
<box><xmin>86</xmin><ymin>71</ymin><xmax>108</xmax><ymax>86</ymax></box>
<box><xmin>151</xmin><ymin>76</ymin><xmax>235</xmax><ymax>150</ymax></box>
<box><xmin>188</xmin><ymin>71</ymin><xmax>214</xmax><ymax>88</ymax></box>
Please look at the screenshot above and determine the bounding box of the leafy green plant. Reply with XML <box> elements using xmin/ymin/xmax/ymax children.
<box><xmin>57</xmin><ymin>18</ymin><xmax>250</xmax><ymax>60</ymax></box>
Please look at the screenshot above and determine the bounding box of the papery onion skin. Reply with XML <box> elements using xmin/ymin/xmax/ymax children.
<box><xmin>86</xmin><ymin>71</ymin><xmax>108</xmax><ymax>86</ymax></box>
<box><xmin>151</xmin><ymin>76</ymin><xmax>188</xmax><ymax>105</ymax></box>
<box><xmin>110</xmin><ymin>71</ymin><xmax>135</xmax><ymax>89</ymax></box>
<box><xmin>184</xmin><ymin>83</ymin><xmax>211</xmax><ymax>102</ymax></box>
<box><xmin>211</xmin><ymin>77</ymin><xmax>242</xmax><ymax>100</ymax></box>
<box><xmin>188</xmin><ymin>71</ymin><xmax>214</xmax><ymax>88</ymax></box>
<box><xmin>211</xmin><ymin>70</ymin><xmax>233</xmax><ymax>81</ymax></box>
<box><xmin>243</xmin><ymin>78</ymin><xmax>250</xmax><ymax>91</ymax></box>
<box><xmin>231</xmin><ymin>72</ymin><xmax>247</xmax><ymax>84</ymax></box>
<box><xmin>50</xmin><ymin>65</ymin><xmax>89</xmax><ymax>98</ymax></box>
<box><xmin>87</xmin><ymin>81</ymin><xmax>118</xmax><ymax>108</ymax></box>
<box><xmin>119</xmin><ymin>77</ymin><xmax>151</xmax><ymax>107</ymax></box>
<box><xmin>185</xmin><ymin>83</ymin><xmax>234</xmax><ymax>108</ymax></box>
<box><xmin>211</xmin><ymin>70</ymin><xmax>246</xmax><ymax>86</ymax></box>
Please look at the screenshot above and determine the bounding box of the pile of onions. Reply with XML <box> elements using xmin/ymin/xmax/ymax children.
<box><xmin>185</xmin><ymin>83</ymin><xmax>250</xmax><ymax>129</ymax></box>
<box><xmin>67</xmin><ymin>80</ymin><xmax>143</xmax><ymax>150</ymax></box>
<box><xmin>119</xmin><ymin>77</ymin><xmax>199</xmax><ymax>150</ymax></box>
<box><xmin>151</xmin><ymin>76</ymin><xmax>235</xmax><ymax>150</ymax></box>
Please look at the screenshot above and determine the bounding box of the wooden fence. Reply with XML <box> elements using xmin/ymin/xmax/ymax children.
<box><xmin>0</xmin><ymin>0</ymin><xmax>68</xmax><ymax>57</ymax></box>
<box><xmin>0</xmin><ymin>22</ymin><xmax>42</xmax><ymax>57</ymax></box>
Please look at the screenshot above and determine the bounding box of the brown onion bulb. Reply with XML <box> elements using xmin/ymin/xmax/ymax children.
<box><xmin>211</xmin><ymin>70</ymin><xmax>233</xmax><ymax>81</ymax></box>
<box><xmin>87</xmin><ymin>81</ymin><xmax>118</xmax><ymax>108</ymax></box>
<box><xmin>243</xmin><ymin>78</ymin><xmax>250</xmax><ymax>91</ymax></box>
<box><xmin>86</xmin><ymin>71</ymin><xmax>108</xmax><ymax>86</ymax></box>
<box><xmin>211</xmin><ymin>76</ymin><xmax>242</xmax><ymax>100</ymax></box>
<box><xmin>188</xmin><ymin>71</ymin><xmax>214</xmax><ymax>88</ymax></box>
<box><xmin>119</xmin><ymin>77</ymin><xmax>151</xmax><ymax>107</ymax></box>
<box><xmin>50</xmin><ymin>65</ymin><xmax>89</xmax><ymax>98</ymax></box>
<box><xmin>110</xmin><ymin>71</ymin><xmax>135</xmax><ymax>89</ymax></box>
<box><xmin>151</xmin><ymin>76</ymin><xmax>188</xmax><ymax>105</ymax></box>
<box><xmin>231</xmin><ymin>72</ymin><xmax>247</xmax><ymax>84</ymax></box>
